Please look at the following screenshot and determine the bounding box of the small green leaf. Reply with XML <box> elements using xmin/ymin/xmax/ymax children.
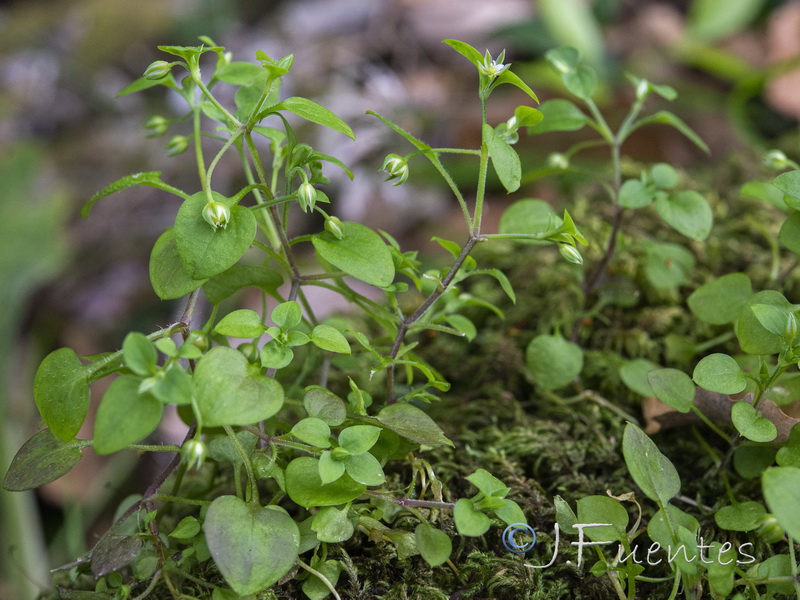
<box><xmin>304</xmin><ymin>388</ymin><xmax>347</xmax><ymax>426</ymax></box>
<box><xmin>692</xmin><ymin>353</ymin><xmax>746</xmax><ymax>394</ymax></box>
<box><xmin>174</xmin><ymin>192</ymin><xmax>257</xmax><ymax>280</ymax></box>
<box><xmin>94</xmin><ymin>375</ymin><xmax>163</xmax><ymax>455</ymax></box>
<box><xmin>751</xmin><ymin>303</ymin><xmax>792</xmax><ymax>336</ymax></box>
<box><xmin>647</xmin><ymin>368</ymin><xmax>695</xmax><ymax>413</ymax></box>
<box><xmin>169</xmin><ymin>516</ymin><xmax>201</xmax><ymax>539</ymax></box>
<box><xmin>2</xmin><ymin>429</ymin><xmax>83</xmax><ymax>491</ymax></box>
<box><xmin>149</xmin><ymin>366</ymin><xmax>193</xmax><ymax>406</ymax></box>
<box><xmin>714</xmin><ymin>501</ymin><xmax>766</xmax><ymax>532</ymax></box>
<box><xmin>91</xmin><ymin>534</ymin><xmax>143</xmax><ymax>577</ymax></box>
<box><xmin>630</xmin><ymin>110</ymin><xmax>710</xmax><ymax>154</ymax></box>
<box><xmin>655</xmin><ymin>191</ymin><xmax>713</xmax><ymax>241</ymax></box>
<box><xmin>454</xmin><ymin>498</ymin><xmax>491</xmax><ymax>536</ymax></box>
<box><xmin>271</xmin><ymin>301</ymin><xmax>302</xmax><ymax>329</ymax></box>
<box><xmin>122</xmin><ymin>332</ymin><xmax>157</xmax><ymax>377</ymax></box>
<box><xmin>268</xmin><ymin>97</ymin><xmax>354</xmax><ymax>139</ymax></box>
<box><xmin>525</xmin><ymin>334</ymin><xmax>583</xmax><ymax>390</ymax></box>
<box><xmin>498</xmin><ymin>199</ymin><xmax>561</xmax><ymax>244</ymax></box>
<box><xmin>301</xmin><ymin>559</ymin><xmax>342</xmax><ymax>600</ymax></box>
<box><xmin>779</xmin><ymin>212</ymin><xmax>800</xmax><ymax>255</ymax></box>
<box><xmin>736</xmin><ymin>291</ymin><xmax>791</xmax><ymax>355</ymax></box>
<box><xmin>762</xmin><ymin>466</ymin><xmax>800</xmax><ymax>541</ymax></box>
<box><xmin>215</xmin><ymin>61</ymin><xmax>268</xmax><ymax>85</ymax></box>
<box><xmin>618</xmin><ymin>179</ymin><xmax>653</xmax><ymax>209</ymax></box>
<box><xmin>545</xmin><ymin>47</ymin><xmax>581</xmax><ymax>73</ymax></box>
<box><xmin>205</xmin><ymin>496</ymin><xmax>300</xmax><ymax>596</ymax></box>
<box><xmin>194</xmin><ymin>347</ymin><xmax>284</xmax><ymax>427</ymax></box>
<box><xmin>312</xmin><ymin>222</ymin><xmax>395</xmax><ymax>288</ymax></box>
<box><xmin>344</xmin><ymin>452</ymin><xmax>385</xmax><ymax>486</ymax></box>
<box><xmin>466</xmin><ymin>468</ymin><xmax>509</xmax><ymax>498</ymax></box>
<box><xmin>377</xmin><ymin>403</ymin><xmax>453</xmax><ymax>447</ymax></box>
<box><xmin>651</xmin><ymin>163</ymin><xmax>678</xmax><ymax>189</ymax></box>
<box><xmin>310</xmin><ymin>324</ymin><xmax>351</xmax><ymax>354</ymax></box>
<box><xmin>619</xmin><ymin>358</ymin><xmax>659</xmax><ymax>396</ymax></box>
<box><xmin>576</xmin><ymin>496</ymin><xmax>629</xmax><ymax>543</ymax></box>
<box><xmin>443</xmin><ymin>314</ymin><xmax>477</xmax><ymax>341</ymax></box>
<box><xmin>318</xmin><ymin>451</ymin><xmax>346</xmax><ymax>484</ymax></box>
<box><xmin>338</xmin><ymin>425</ymin><xmax>381</xmax><ymax>455</ymax></box>
<box><xmin>82</xmin><ymin>172</ymin><xmax>187</xmax><ymax>217</ymax></box>
<box><xmin>731</xmin><ymin>401</ymin><xmax>777</xmax><ymax>442</ymax></box>
<box><xmin>149</xmin><ymin>228</ymin><xmax>206</xmax><ymax>300</ymax></box>
<box><xmin>688</xmin><ymin>273</ymin><xmax>752</xmax><ymax>325</ymax></box>
<box><xmin>260</xmin><ymin>341</ymin><xmax>293</xmax><ymax>369</ymax></box>
<box><xmin>442</xmin><ymin>39</ymin><xmax>484</xmax><ymax>69</ymax></box>
<box><xmin>622</xmin><ymin>423</ymin><xmax>681</xmax><ymax>505</ymax></box>
<box><xmin>34</xmin><ymin>348</ymin><xmax>90</xmax><ymax>442</ymax></box>
<box><xmin>773</xmin><ymin>170</ymin><xmax>800</xmax><ymax>201</ymax></box>
<box><xmin>642</xmin><ymin>241</ymin><xmax>695</xmax><ymax>290</ymax></box>
<box><xmin>531</xmin><ymin>99</ymin><xmax>587</xmax><ymax>134</ymax></box>
<box><xmin>214</xmin><ymin>309</ymin><xmax>265</xmax><ymax>338</ymax></box>
<box><xmin>689</xmin><ymin>0</ymin><xmax>766</xmax><ymax>42</ymax></box>
<box><xmin>208</xmin><ymin>430</ymin><xmax>257</xmax><ymax>466</ymax></box>
<box><xmin>311</xmin><ymin>507</ymin><xmax>354</xmax><ymax>543</ymax></box>
<box><xmin>494</xmin><ymin>499</ymin><xmax>527</xmax><ymax>526</ymax></box>
<box><xmin>494</xmin><ymin>70</ymin><xmax>539</xmax><ymax>103</ymax></box>
<box><xmin>483</xmin><ymin>123</ymin><xmax>521</xmax><ymax>193</ymax></box>
<box><xmin>741</xmin><ymin>181</ymin><xmax>790</xmax><ymax>212</ymax></box>
<box><xmin>415</xmin><ymin>524</ymin><xmax>452</xmax><ymax>567</ymax></box>
<box><xmin>291</xmin><ymin>418</ymin><xmax>331</xmax><ymax>448</ymax></box>
<box><xmin>562</xmin><ymin>64</ymin><xmax>597</xmax><ymax>99</ymax></box>
<box><xmin>202</xmin><ymin>265</ymin><xmax>283</xmax><ymax>304</ymax></box>
<box><xmin>285</xmin><ymin>457</ymin><xmax>366</xmax><ymax>508</ymax></box>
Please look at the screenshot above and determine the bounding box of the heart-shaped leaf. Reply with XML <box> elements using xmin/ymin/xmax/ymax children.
<box><xmin>285</xmin><ymin>457</ymin><xmax>365</xmax><ymax>508</ymax></box>
<box><xmin>175</xmin><ymin>192</ymin><xmax>257</xmax><ymax>280</ymax></box>
<box><xmin>647</xmin><ymin>368</ymin><xmax>695</xmax><ymax>413</ymax></box>
<box><xmin>205</xmin><ymin>496</ymin><xmax>300</xmax><ymax>596</ymax></box>
<box><xmin>149</xmin><ymin>228</ymin><xmax>207</xmax><ymax>300</ymax></box>
<box><xmin>311</xmin><ymin>222</ymin><xmax>394</xmax><ymax>288</ymax></box>
<box><xmin>692</xmin><ymin>353</ymin><xmax>746</xmax><ymax>395</ymax></box>
<box><xmin>34</xmin><ymin>347</ymin><xmax>90</xmax><ymax>441</ymax></box>
<box><xmin>2</xmin><ymin>429</ymin><xmax>83</xmax><ymax>491</ymax></box>
<box><xmin>94</xmin><ymin>375</ymin><xmax>164</xmax><ymax>455</ymax></box>
<box><xmin>731</xmin><ymin>401</ymin><xmax>777</xmax><ymax>442</ymax></box>
<box><xmin>194</xmin><ymin>347</ymin><xmax>284</xmax><ymax>427</ymax></box>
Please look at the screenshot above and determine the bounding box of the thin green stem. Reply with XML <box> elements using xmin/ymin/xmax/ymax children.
<box><xmin>204</xmin><ymin>132</ymin><xmax>242</xmax><ymax>203</ymax></box>
<box><xmin>193</xmin><ymin>75</ymin><xmax>240</xmax><ymax>128</ymax></box>
<box><xmin>404</xmin><ymin>147</ymin><xmax>481</xmax><ymax>159</ymax></box>
<box><xmin>151</xmin><ymin>494</ymin><xmax>211</xmax><ymax>507</ymax></box>
<box><xmin>223</xmin><ymin>425</ymin><xmax>259</xmax><ymax>504</ymax></box>
<box><xmin>193</xmin><ymin>107</ymin><xmax>206</xmax><ymax>187</ymax></box>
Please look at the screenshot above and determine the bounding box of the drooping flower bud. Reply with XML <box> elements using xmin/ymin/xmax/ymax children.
<box><xmin>547</xmin><ymin>153</ymin><xmax>570</xmax><ymax>170</ymax></box>
<box><xmin>237</xmin><ymin>342</ymin><xmax>260</xmax><ymax>364</ymax></box>
<box><xmin>559</xmin><ymin>244</ymin><xmax>583</xmax><ymax>265</ymax></box>
<box><xmin>785</xmin><ymin>313</ymin><xmax>798</xmax><ymax>343</ymax></box>
<box><xmin>165</xmin><ymin>135</ymin><xmax>189</xmax><ymax>156</ymax></box>
<box><xmin>181</xmin><ymin>438</ymin><xmax>207</xmax><ymax>470</ymax></box>
<box><xmin>144</xmin><ymin>115</ymin><xmax>169</xmax><ymax>138</ymax></box>
<box><xmin>296</xmin><ymin>182</ymin><xmax>316</xmax><ymax>213</ymax></box>
<box><xmin>202</xmin><ymin>201</ymin><xmax>231</xmax><ymax>230</ymax></box>
<box><xmin>143</xmin><ymin>60</ymin><xmax>172</xmax><ymax>81</ymax></box>
<box><xmin>764</xmin><ymin>149</ymin><xmax>794</xmax><ymax>171</ymax></box>
<box><xmin>495</xmin><ymin>115</ymin><xmax>519</xmax><ymax>144</ymax></box>
<box><xmin>324</xmin><ymin>216</ymin><xmax>345</xmax><ymax>240</ymax></box>
<box><xmin>381</xmin><ymin>154</ymin><xmax>409</xmax><ymax>186</ymax></box>
<box><xmin>186</xmin><ymin>330</ymin><xmax>209</xmax><ymax>352</ymax></box>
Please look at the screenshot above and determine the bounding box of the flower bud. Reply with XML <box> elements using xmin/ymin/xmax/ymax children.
<box><xmin>186</xmin><ymin>330</ymin><xmax>209</xmax><ymax>352</ymax></box>
<box><xmin>380</xmin><ymin>154</ymin><xmax>409</xmax><ymax>186</ymax></box>
<box><xmin>181</xmin><ymin>438</ymin><xmax>207</xmax><ymax>471</ymax></box>
<box><xmin>296</xmin><ymin>182</ymin><xmax>316</xmax><ymax>213</ymax></box>
<box><xmin>635</xmin><ymin>78</ymin><xmax>650</xmax><ymax>102</ymax></box>
<box><xmin>756</xmin><ymin>514</ymin><xmax>784</xmax><ymax>544</ymax></box>
<box><xmin>547</xmin><ymin>153</ymin><xmax>570</xmax><ymax>170</ymax></box>
<box><xmin>331</xmin><ymin>446</ymin><xmax>350</xmax><ymax>460</ymax></box>
<box><xmin>144</xmin><ymin>60</ymin><xmax>172</xmax><ymax>81</ymax></box>
<box><xmin>559</xmin><ymin>244</ymin><xmax>583</xmax><ymax>265</ymax></box>
<box><xmin>785</xmin><ymin>313</ymin><xmax>798</xmax><ymax>343</ymax></box>
<box><xmin>144</xmin><ymin>115</ymin><xmax>169</xmax><ymax>138</ymax></box>
<box><xmin>202</xmin><ymin>201</ymin><xmax>231</xmax><ymax>230</ymax></box>
<box><xmin>324</xmin><ymin>216</ymin><xmax>345</xmax><ymax>240</ymax></box>
<box><xmin>165</xmin><ymin>135</ymin><xmax>189</xmax><ymax>156</ymax></box>
<box><xmin>237</xmin><ymin>342</ymin><xmax>260</xmax><ymax>364</ymax></box>
<box><xmin>495</xmin><ymin>116</ymin><xmax>519</xmax><ymax>144</ymax></box>
<box><xmin>764</xmin><ymin>149</ymin><xmax>793</xmax><ymax>171</ymax></box>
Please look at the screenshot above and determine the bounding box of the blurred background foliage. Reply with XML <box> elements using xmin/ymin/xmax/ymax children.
<box><xmin>1</xmin><ymin>0</ymin><xmax>798</xmax><ymax>598</ymax></box>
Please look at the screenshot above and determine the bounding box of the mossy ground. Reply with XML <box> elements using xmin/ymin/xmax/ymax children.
<box><xmin>47</xmin><ymin>150</ymin><xmax>800</xmax><ymax>599</ymax></box>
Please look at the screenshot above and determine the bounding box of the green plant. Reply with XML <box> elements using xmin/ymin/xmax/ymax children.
<box><xmin>1</xmin><ymin>37</ymin><xmax>587</xmax><ymax>599</ymax></box>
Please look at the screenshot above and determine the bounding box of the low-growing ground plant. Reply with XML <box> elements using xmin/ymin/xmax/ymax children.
<box><xmin>2</xmin><ymin>38</ymin><xmax>587</xmax><ymax>600</ymax></box>
<box><xmin>7</xmin><ymin>34</ymin><xmax>800</xmax><ymax>600</ymax></box>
